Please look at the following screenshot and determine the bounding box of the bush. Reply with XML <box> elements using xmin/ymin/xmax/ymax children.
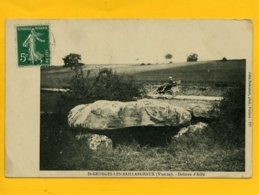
<box><xmin>40</xmin><ymin>113</ymin><xmax>93</xmax><ymax>170</ymax></box>
<box><xmin>187</xmin><ymin>53</ymin><xmax>198</xmax><ymax>62</ymax></box>
<box><xmin>57</xmin><ymin>68</ymin><xmax>142</xmax><ymax>114</ymax></box>
<box><xmin>222</xmin><ymin>57</ymin><xmax>228</xmax><ymax>61</ymax></box>
<box><xmin>210</xmin><ymin>85</ymin><xmax>245</xmax><ymax>147</ymax></box>
<box><xmin>40</xmin><ymin>109</ymin><xmax>245</xmax><ymax>171</ymax></box>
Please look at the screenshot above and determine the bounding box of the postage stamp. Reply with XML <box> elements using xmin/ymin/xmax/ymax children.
<box><xmin>16</xmin><ymin>25</ymin><xmax>50</xmax><ymax>66</ymax></box>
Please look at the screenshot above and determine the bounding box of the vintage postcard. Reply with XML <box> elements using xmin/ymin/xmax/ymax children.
<box><xmin>5</xmin><ymin>19</ymin><xmax>252</xmax><ymax>177</ymax></box>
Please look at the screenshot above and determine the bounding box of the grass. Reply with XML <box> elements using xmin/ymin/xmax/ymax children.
<box><xmin>134</xmin><ymin>59</ymin><xmax>245</xmax><ymax>84</ymax></box>
<box><xmin>40</xmin><ymin>60</ymin><xmax>246</xmax><ymax>172</ymax></box>
<box><xmin>41</xmin><ymin>59</ymin><xmax>246</xmax><ymax>88</ymax></box>
<box><xmin>87</xmin><ymin>142</ymin><xmax>244</xmax><ymax>171</ymax></box>
<box><xmin>180</xmin><ymin>85</ymin><xmax>226</xmax><ymax>96</ymax></box>
<box><xmin>40</xmin><ymin>113</ymin><xmax>245</xmax><ymax>171</ymax></box>
<box><xmin>144</xmin><ymin>84</ymin><xmax>230</xmax><ymax>97</ymax></box>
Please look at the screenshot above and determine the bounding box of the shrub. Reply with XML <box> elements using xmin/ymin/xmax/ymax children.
<box><xmin>187</xmin><ymin>53</ymin><xmax>198</xmax><ymax>62</ymax></box>
<box><xmin>57</xmin><ymin>68</ymin><xmax>142</xmax><ymax>114</ymax></box>
<box><xmin>40</xmin><ymin>110</ymin><xmax>245</xmax><ymax>171</ymax></box>
<box><xmin>210</xmin><ymin>85</ymin><xmax>245</xmax><ymax>147</ymax></box>
<box><xmin>40</xmin><ymin>113</ymin><xmax>93</xmax><ymax>170</ymax></box>
<box><xmin>222</xmin><ymin>57</ymin><xmax>228</xmax><ymax>61</ymax></box>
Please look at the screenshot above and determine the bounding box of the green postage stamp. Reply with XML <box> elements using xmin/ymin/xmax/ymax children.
<box><xmin>16</xmin><ymin>25</ymin><xmax>50</xmax><ymax>66</ymax></box>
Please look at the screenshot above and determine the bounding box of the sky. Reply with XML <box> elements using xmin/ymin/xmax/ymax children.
<box><xmin>49</xmin><ymin>20</ymin><xmax>252</xmax><ymax>65</ymax></box>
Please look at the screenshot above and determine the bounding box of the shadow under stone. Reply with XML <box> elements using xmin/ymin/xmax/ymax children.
<box><xmin>86</xmin><ymin>126</ymin><xmax>181</xmax><ymax>147</ymax></box>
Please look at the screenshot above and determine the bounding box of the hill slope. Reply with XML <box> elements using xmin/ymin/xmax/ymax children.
<box><xmin>41</xmin><ymin>59</ymin><xmax>245</xmax><ymax>88</ymax></box>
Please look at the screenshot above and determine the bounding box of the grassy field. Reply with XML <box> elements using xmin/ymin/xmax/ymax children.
<box><xmin>40</xmin><ymin>113</ymin><xmax>245</xmax><ymax>171</ymax></box>
<box><xmin>40</xmin><ymin>59</ymin><xmax>246</xmax><ymax>171</ymax></box>
<box><xmin>134</xmin><ymin>60</ymin><xmax>245</xmax><ymax>84</ymax></box>
<box><xmin>41</xmin><ymin>59</ymin><xmax>246</xmax><ymax>88</ymax></box>
<box><xmin>40</xmin><ymin>59</ymin><xmax>245</xmax><ymax>113</ymax></box>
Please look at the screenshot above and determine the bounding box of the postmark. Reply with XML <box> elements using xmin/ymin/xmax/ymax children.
<box><xmin>16</xmin><ymin>25</ymin><xmax>50</xmax><ymax>66</ymax></box>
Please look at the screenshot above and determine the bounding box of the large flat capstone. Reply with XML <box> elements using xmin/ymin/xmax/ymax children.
<box><xmin>68</xmin><ymin>99</ymin><xmax>192</xmax><ymax>130</ymax></box>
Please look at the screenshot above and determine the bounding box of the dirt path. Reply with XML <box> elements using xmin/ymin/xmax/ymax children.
<box><xmin>174</xmin><ymin>95</ymin><xmax>223</xmax><ymax>101</ymax></box>
<box><xmin>41</xmin><ymin>88</ymin><xmax>223</xmax><ymax>101</ymax></box>
<box><xmin>147</xmin><ymin>93</ymin><xmax>223</xmax><ymax>101</ymax></box>
<box><xmin>41</xmin><ymin>88</ymin><xmax>70</xmax><ymax>92</ymax></box>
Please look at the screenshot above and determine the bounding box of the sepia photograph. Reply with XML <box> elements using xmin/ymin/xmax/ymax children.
<box><xmin>38</xmin><ymin>20</ymin><xmax>251</xmax><ymax>175</ymax></box>
<box><xmin>5</xmin><ymin>19</ymin><xmax>252</xmax><ymax>177</ymax></box>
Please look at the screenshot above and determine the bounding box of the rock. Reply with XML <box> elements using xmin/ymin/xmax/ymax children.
<box><xmin>76</xmin><ymin>134</ymin><xmax>112</xmax><ymax>150</ymax></box>
<box><xmin>174</xmin><ymin>122</ymin><xmax>208</xmax><ymax>138</ymax></box>
<box><xmin>192</xmin><ymin>105</ymin><xmax>219</xmax><ymax>118</ymax></box>
<box><xmin>175</xmin><ymin>127</ymin><xmax>189</xmax><ymax>138</ymax></box>
<box><xmin>68</xmin><ymin>99</ymin><xmax>192</xmax><ymax>130</ymax></box>
<box><xmin>162</xmin><ymin>99</ymin><xmax>220</xmax><ymax>119</ymax></box>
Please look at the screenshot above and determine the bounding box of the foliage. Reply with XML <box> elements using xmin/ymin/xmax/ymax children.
<box><xmin>63</xmin><ymin>53</ymin><xmax>84</xmax><ymax>69</ymax></box>
<box><xmin>40</xmin><ymin>114</ymin><xmax>245</xmax><ymax>171</ymax></box>
<box><xmin>187</xmin><ymin>53</ymin><xmax>198</xmax><ymax>62</ymax></box>
<box><xmin>210</xmin><ymin>84</ymin><xmax>246</xmax><ymax>147</ymax></box>
<box><xmin>165</xmin><ymin>53</ymin><xmax>173</xmax><ymax>60</ymax></box>
<box><xmin>222</xmin><ymin>57</ymin><xmax>228</xmax><ymax>61</ymax></box>
<box><xmin>40</xmin><ymin>56</ymin><xmax>246</xmax><ymax>171</ymax></box>
<box><xmin>57</xmin><ymin>68</ymin><xmax>142</xmax><ymax>113</ymax></box>
<box><xmin>41</xmin><ymin>82</ymin><xmax>246</xmax><ymax>171</ymax></box>
<box><xmin>41</xmin><ymin>59</ymin><xmax>246</xmax><ymax>88</ymax></box>
<box><xmin>40</xmin><ymin>113</ymin><xmax>92</xmax><ymax>170</ymax></box>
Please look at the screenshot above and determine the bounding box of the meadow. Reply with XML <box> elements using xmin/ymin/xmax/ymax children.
<box><xmin>41</xmin><ymin>59</ymin><xmax>245</xmax><ymax>88</ymax></box>
<box><xmin>40</xmin><ymin>59</ymin><xmax>245</xmax><ymax>112</ymax></box>
<box><xmin>40</xmin><ymin>59</ymin><xmax>246</xmax><ymax>171</ymax></box>
<box><xmin>40</xmin><ymin>113</ymin><xmax>245</xmax><ymax>171</ymax></box>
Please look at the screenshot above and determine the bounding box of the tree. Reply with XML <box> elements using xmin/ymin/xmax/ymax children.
<box><xmin>165</xmin><ymin>53</ymin><xmax>173</xmax><ymax>63</ymax></box>
<box><xmin>63</xmin><ymin>53</ymin><xmax>84</xmax><ymax>76</ymax></box>
<box><xmin>63</xmin><ymin>53</ymin><xmax>84</xmax><ymax>68</ymax></box>
<box><xmin>187</xmin><ymin>53</ymin><xmax>198</xmax><ymax>62</ymax></box>
<box><xmin>222</xmin><ymin>57</ymin><xmax>227</xmax><ymax>61</ymax></box>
